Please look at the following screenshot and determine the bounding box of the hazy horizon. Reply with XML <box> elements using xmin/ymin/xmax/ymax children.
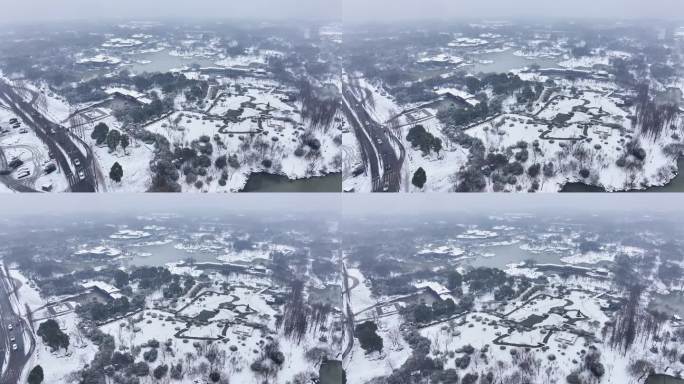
<box><xmin>343</xmin><ymin>0</ymin><xmax>684</xmax><ymax>22</ymax></box>
<box><xmin>0</xmin><ymin>194</ymin><xmax>341</xmax><ymax>218</ymax></box>
<box><xmin>0</xmin><ymin>0</ymin><xmax>342</xmax><ymax>24</ymax></box>
<box><xmin>0</xmin><ymin>0</ymin><xmax>682</xmax><ymax>24</ymax></box>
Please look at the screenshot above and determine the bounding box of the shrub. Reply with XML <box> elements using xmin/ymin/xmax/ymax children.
<box><xmin>566</xmin><ymin>372</ymin><xmax>581</xmax><ymax>384</ymax></box>
<box><xmin>131</xmin><ymin>362</ymin><xmax>149</xmax><ymax>377</ymax></box>
<box><xmin>214</xmin><ymin>155</ymin><xmax>227</xmax><ymax>169</ymax></box>
<box><xmin>143</xmin><ymin>348</ymin><xmax>158</xmax><ymax>363</ymax></box>
<box><xmin>632</xmin><ymin>146</ymin><xmax>647</xmax><ymax>161</ymax></box>
<box><xmin>455</xmin><ymin>355</ymin><xmax>471</xmax><ymax>369</ymax></box>
<box><xmin>462</xmin><ymin>373</ymin><xmax>479</xmax><ymax>384</ymax></box>
<box><xmin>153</xmin><ymin>364</ymin><xmax>168</xmax><ymax>379</ymax></box>
<box><xmin>515</xmin><ymin>149</ymin><xmax>529</xmax><ymax>162</ymax></box>
<box><xmin>209</xmin><ymin>371</ymin><xmax>221</xmax><ymax>382</ymax></box>
<box><xmin>505</xmin><ymin>162</ymin><xmax>525</xmax><ymax>176</ymax></box>
<box><xmin>527</xmin><ymin>163</ymin><xmax>541</xmax><ymax>178</ymax></box>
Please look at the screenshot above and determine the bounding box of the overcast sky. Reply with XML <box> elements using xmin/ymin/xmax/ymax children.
<box><xmin>1</xmin><ymin>0</ymin><xmax>681</xmax><ymax>24</ymax></box>
<box><xmin>342</xmin><ymin>194</ymin><xmax>684</xmax><ymax>217</ymax></box>
<box><xmin>0</xmin><ymin>0</ymin><xmax>341</xmax><ymax>23</ymax></box>
<box><xmin>343</xmin><ymin>0</ymin><xmax>684</xmax><ymax>22</ymax></box>
<box><xmin>0</xmin><ymin>194</ymin><xmax>340</xmax><ymax>217</ymax></box>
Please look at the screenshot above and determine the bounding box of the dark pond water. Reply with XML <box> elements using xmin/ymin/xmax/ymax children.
<box><xmin>241</xmin><ymin>172</ymin><xmax>341</xmax><ymax>192</ymax></box>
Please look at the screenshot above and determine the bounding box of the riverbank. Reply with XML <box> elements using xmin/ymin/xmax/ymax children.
<box><xmin>562</xmin><ymin>157</ymin><xmax>684</xmax><ymax>193</ymax></box>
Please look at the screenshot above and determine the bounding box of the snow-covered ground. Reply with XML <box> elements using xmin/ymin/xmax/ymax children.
<box><xmin>344</xmin><ymin>45</ymin><xmax>684</xmax><ymax>193</ymax></box>
<box><xmin>345</xmin><ymin>313</ymin><xmax>411</xmax><ymax>384</ymax></box>
<box><xmin>145</xmin><ymin>79</ymin><xmax>341</xmax><ymax>192</ymax></box>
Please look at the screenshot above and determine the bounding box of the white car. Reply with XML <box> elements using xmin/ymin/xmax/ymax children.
<box><xmin>10</xmin><ymin>336</ymin><xmax>15</xmax><ymax>343</ymax></box>
<box><xmin>376</xmin><ymin>138</ymin><xmax>383</xmax><ymax>145</ymax></box>
<box><xmin>7</xmin><ymin>324</ymin><xmax>13</xmax><ymax>330</ymax></box>
<box><xmin>12</xmin><ymin>343</ymin><xmax>17</xmax><ymax>351</ymax></box>
<box><xmin>78</xmin><ymin>170</ymin><xmax>86</xmax><ymax>180</ymax></box>
<box><xmin>73</xmin><ymin>158</ymin><xmax>81</xmax><ymax>167</ymax></box>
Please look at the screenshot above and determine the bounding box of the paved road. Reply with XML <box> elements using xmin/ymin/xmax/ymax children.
<box><xmin>341</xmin><ymin>263</ymin><xmax>355</xmax><ymax>360</ymax></box>
<box><xmin>342</xmin><ymin>85</ymin><xmax>403</xmax><ymax>192</ymax></box>
<box><xmin>0</xmin><ymin>267</ymin><xmax>32</xmax><ymax>384</ymax></box>
<box><xmin>0</xmin><ymin>81</ymin><xmax>96</xmax><ymax>192</ymax></box>
<box><xmin>342</xmin><ymin>90</ymin><xmax>380</xmax><ymax>186</ymax></box>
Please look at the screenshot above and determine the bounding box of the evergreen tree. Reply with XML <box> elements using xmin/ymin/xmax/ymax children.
<box><xmin>412</xmin><ymin>167</ymin><xmax>427</xmax><ymax>189</ymax></box>
<box><xmin>91</xmin><ymin>123</ymin><xmax>109</xmax><ymax>145</ymax></box>
<box><xmin>28</xmin><ymin>366</ymin><xmax>44</xmax><ymax>384</ymax></box>
<box><xmin>110</xmin><ymin>162</ymin><xmax>123</xmax><ymax>183</ymax></box>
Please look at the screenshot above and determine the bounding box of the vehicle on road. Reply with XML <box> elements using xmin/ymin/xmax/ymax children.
<box><xmin>19</xmin><ymin>128</ymin><xmax>28</xmax><ymax>134</ymax></box>
<box><xmin>8</xmin><ymin>324</ymin><xmax>13</xmax><ymax>330</ymax></box>
<box><xmin>78</xmin><ymin>170</ymin><xmax>86</xmax><ymax>180</ymax></box>
<box><xmin>44</xmin><ymin>163</ymin><xmax>57</xmax><ymax>174</ymax></box>
<box><xmin>73</xmin><ymin>158</ymin><xmax>81</xmax><ymax>167</ymax></box>
<box><xmin>376</xmin><ymin>138</ymin><xmax>383</xmax><ymax>145</ymax></box>
<box><xmin>10</xmin><ymin>336</ymin><xmax>15</xmax><ymax>343</ymax></box>
<box><xmin>382</xmin><ymin>181</ymin><xmax>390</xmax><ymax>192</ymax></box>
<box><xmin>12</xmin><ymin>343</ymin><xmax>17</xmax><ymax>351</ymax></box>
